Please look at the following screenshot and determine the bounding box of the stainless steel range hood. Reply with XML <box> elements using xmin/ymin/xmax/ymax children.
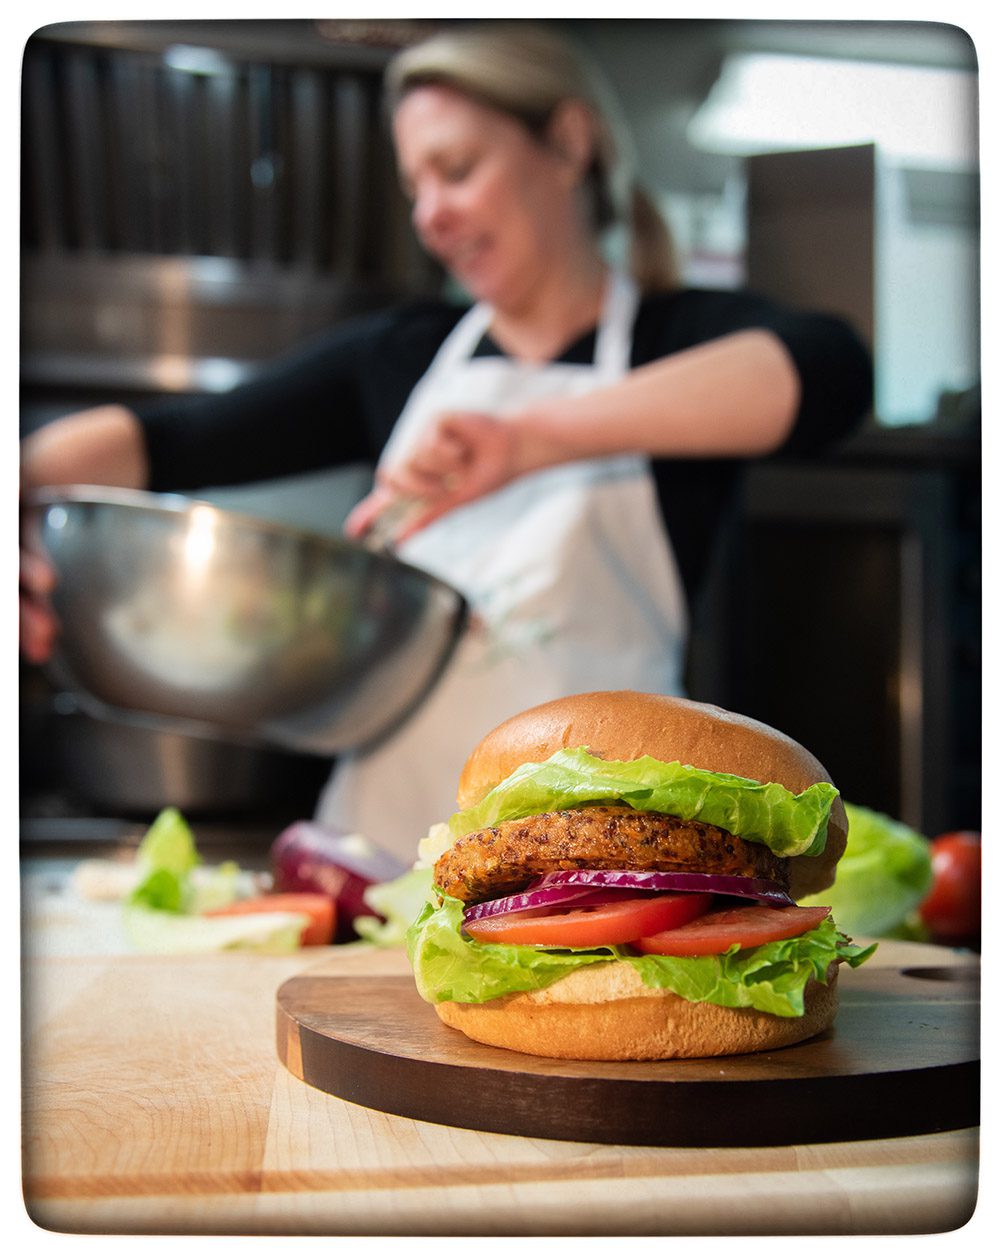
<box><xmin>21</xmin><ymin>22</ymin><xmax>442</xmax><ymax>411</ymax></box>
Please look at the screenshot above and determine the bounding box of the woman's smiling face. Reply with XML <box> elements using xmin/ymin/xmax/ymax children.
<box><xmin>393</xmin><ymin>84</ymin><xmax>585</xmax><ymax>312</ymax></box>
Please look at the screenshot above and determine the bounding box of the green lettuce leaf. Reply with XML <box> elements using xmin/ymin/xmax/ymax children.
<box><xmin>127</xmin><ymin>808</ymin><xmax>251</xmax><ymax>916</ymax></box>
<box><xmin>406</xmin><ymin>894</ymin><xmax>875</xmax><ymax>1018</ymax></box>
<box><xmin>123</xmin><ymin>905</ymin><xmax>308</xmax><ymax>954</ymax></box>
<box><xmin>449</xmin><ymin>748</ymin><xmax>838</xmax><ymax>858</ymax></box>
<box><xmin>355</xmin><ymin>866</ymin><xmax>436</xmax><ymax>948</ymax></box>
<box><xmin>128</xmin><ymin>807</ymin><xmax>202</xmax><ymax>912</ymax></box>
<box><xmin>187</xmin><ymin>861</ymin><xmax>248</xmax><ymax>915</ymax></box>
<box><xmin>624</xmin><ymin>918</ymin><xmax>874</xmax><ymax>1017</ymax></box>
<box><xmin>798</xmin><ymin>802</ymin><xmax>933</xmax><ymax>936</ymax></box>
<box><xmin>124</xmin><ymin>808</ymin><xmax>275</xmax><ymax>950</ymax></box>
<box><xmin>407</xmin><ymin>894</ymin><xmax>614</xmax><ymax>1003</ymax></box>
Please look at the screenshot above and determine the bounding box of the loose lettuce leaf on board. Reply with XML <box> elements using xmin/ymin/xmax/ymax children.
<box><xmin>128</xmin><ymin>807</ymin><xmax>250</xmax><ymax>915</ymax></box>
<box><xmin>128</xmin><ymin>807</ymin><xmax>201</xmax><ymax>912</ymax></box>
<box><xmin>123</xmin><ymin>905</ymin><xmax>307</xmax><ymax>954</ymax></box>
<box><xmin>124</xmin><ymin>807</ymin><xmax>282</xmax><ymax>952</ymax></box>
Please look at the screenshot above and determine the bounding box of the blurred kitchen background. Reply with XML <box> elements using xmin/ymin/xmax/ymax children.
<box><xmin>19</xmin><ymin>18</ymin><xmax>980</xmax><ymax>848</ymax></box>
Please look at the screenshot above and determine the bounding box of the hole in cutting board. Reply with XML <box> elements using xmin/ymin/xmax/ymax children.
<box><xmin>900</xmin><ymin>966</ymin><xmax>979</xmax><ymax>982</ymax></box>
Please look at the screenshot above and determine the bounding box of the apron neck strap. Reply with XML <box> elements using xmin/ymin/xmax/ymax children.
<box><xmin>594</xmin><ymin>268</ymin><xmax>640</xmax><ymax>375</ymax></box>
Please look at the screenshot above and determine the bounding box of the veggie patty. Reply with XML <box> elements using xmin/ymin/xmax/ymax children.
<box><xmin>434</xmin><ymin>805</ymin><xmax>789</xmax><ymax>904</ymax></box>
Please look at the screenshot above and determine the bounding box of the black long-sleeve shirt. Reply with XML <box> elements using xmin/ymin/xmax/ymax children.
<box><xmin>136</xmin><ymin>286</ymin><xmax>873</xmax><ymax>604</ymax></box>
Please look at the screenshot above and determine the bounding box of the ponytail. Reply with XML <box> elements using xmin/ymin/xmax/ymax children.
<box><xmin>628</xmin><ymin>184</ymin><xmax>679</xmax><ymax>294</ymax></box>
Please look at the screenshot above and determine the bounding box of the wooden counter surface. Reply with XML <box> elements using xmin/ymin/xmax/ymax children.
<box><xmin>21</xmin><ymin>939</ymin><xmax>980</xmax><ymax>1236</ymax></box>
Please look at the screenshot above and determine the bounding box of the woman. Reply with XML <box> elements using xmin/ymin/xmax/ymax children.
<box><xmin>20</xmin><ymin>24</ymin><xmax>872</xmax><ymax>858</ymax></box>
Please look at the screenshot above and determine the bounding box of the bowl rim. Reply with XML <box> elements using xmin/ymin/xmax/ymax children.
<box><xmin>27</xmin><ymin>484</ymin><xmax>468</xmax><ymax>604</ymax></box>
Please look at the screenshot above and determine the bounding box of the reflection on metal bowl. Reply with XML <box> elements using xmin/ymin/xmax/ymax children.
<box><xmin>31</xmin><ymin>698</ymin><xmax>333</xmax><ymax>818</ymax></box>
<box><xmin>26</xmin><ymin>487</ymin><xmax>467</xmax><ymax>755</ymax></box>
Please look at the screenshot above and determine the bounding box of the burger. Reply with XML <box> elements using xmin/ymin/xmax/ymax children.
<box><xmin>406</xmin><ymin>690</ymin><xmax>875</xmax><ymax>1060</ymax></box>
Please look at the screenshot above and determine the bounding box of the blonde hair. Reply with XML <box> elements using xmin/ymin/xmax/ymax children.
<box><xmin>385</xmin><ymin>22</ymin><xmax>678</xmax><ymax>292</ymax></box>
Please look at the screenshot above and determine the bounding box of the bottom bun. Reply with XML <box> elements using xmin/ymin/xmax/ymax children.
<box><xmin>434</xmin><ymin>961</ymin><xmax>839</xmax><ymax>1060</ymax></box>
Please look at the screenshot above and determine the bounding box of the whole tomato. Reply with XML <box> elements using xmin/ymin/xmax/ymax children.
<box><xmin>918</xmin><ymin>831</ymin><xmax>981</xmax><ymax>945</ymax></box>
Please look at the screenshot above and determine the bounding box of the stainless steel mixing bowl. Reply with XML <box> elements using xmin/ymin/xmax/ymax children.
<box><xmin>26</xmin><ymin>487</ymin><xmax>467</xmax><ymax>755</ymax></box>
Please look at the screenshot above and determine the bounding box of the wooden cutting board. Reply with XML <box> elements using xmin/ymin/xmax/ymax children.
<box><xmin>22</xmin><ymin>940</ymin><xmax>980</xmax><ymax>1235</ymax></box>
<box><xmin>277</xmin><ymin>948</ymin><xmax>980</xmax><ymax>1147</ymax></box>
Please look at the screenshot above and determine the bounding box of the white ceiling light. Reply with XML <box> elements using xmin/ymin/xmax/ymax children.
<box><xmin>163</xmin><ymin>45</ymin><xmax>232</xmax><ymax>76</ymax></box>
<box><xmin>687</xmin><ymin>53</ymin><xmax>978</xmax><ymax>170</ymax></box>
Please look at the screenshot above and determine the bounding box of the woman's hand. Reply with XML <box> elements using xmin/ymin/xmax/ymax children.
<box><xmin>19</xmin><ymin>404</ymin><xmax>149</xmax><ymax>662</ymax></box>
<box><xmin>345</xmin><ymin>411</ymin><xmax>524</xmax><ymax>542</ymax></box>
<box><xmin>19</xmin><ymin>530</ymin><xmax>59</xmax><ymax>664</ymax></box>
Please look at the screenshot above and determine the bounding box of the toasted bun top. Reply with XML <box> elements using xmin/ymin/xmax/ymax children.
<box><xmin>456</xmin><ymin>690</ymin><xmax>847</xmax><ymax>899</ymax></box>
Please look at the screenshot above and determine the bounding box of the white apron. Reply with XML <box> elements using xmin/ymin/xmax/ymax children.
<box><xmin>316</xmin><ymin>270</ymin><xmax>689</xmax><ymax>858</ymax></box>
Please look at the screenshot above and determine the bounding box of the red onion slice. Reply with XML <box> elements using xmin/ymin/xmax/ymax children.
<box><xmin>531</xmin><ymin>869</ymin><xmax>794</xmax><ymax>907</ymax></box>
<box><xmin>462</xmin><ymin>869</ymin><xmax>794</xmax><ymax>928</ymax></box>
<box><xmin>462</xmin><ymin>885</ymin><xmax>628</xmax><ymax>925</ymax></box>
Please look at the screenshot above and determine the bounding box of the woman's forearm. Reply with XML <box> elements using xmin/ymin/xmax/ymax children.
<box><xmin>510</xmin><ymin>329</ymin><xmax>801</xmax><ymax>475</ymax></box>
<box><xmin>20</xmin><ymin>405</ymin><xmax>150</xmax><ymax>492</ymax></box>
<box><xmin>355</xmin><ymin>329</ymin><xmax>805</xmax><ymax>539</ymax></box>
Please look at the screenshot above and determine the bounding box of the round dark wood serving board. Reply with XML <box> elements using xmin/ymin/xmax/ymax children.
<box><xmin>276</xmin><ymin>948</ymin><xmax>979</xmax><ymax>1147</ymax></box>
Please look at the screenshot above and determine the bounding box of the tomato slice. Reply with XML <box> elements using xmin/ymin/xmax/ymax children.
<box><xmin>205</xmin><ymin>893</ymin><xmax>335</xmax><ymax>945</ymax></box>
<box><xmin>633</xmin><ymin>904</ymin><xmax>831</xmax><ymax>956</ymax></box>
<box><xmin>463</xmin><ymin>892</ymin><xmax>712</xmax><ymax>948</ymax></box>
